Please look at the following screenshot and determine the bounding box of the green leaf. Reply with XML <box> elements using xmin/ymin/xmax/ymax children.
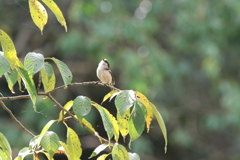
<box><xmin>115</xmin><ymin>90</ymin><xmax>136</xmax><ymax>116</ymax></box>
<box><xmin>29</xmin><ymin>0</ymin><xmax>48</xmax><ymax>33</ymax></box>
<box><xmin>24</xmin><ymin>52</ymin><xmax>44</xmax><ymax>77</ymax></box>
<box><xmin>17</xmin><ymin>67</ymin><xmax>37</xmax><ymax>108</ymax></box>
<box><xmin>0</xmin><ymin>29</ymin><xmax>23</xmax><ymax>68</ymax></box>
<box><xmin>150</xmin><ymin>102</ymin><xmax>168</xmax><ymax>153</ymax></box>
<box><xmin>59</xmin><ymin>100</ymin><xmax>73</xmax><ymax>120</ymax></box>
<box><xmin>61</xmin><ymin>127</ymin><xmax>82</xmax><ymax>160</ymax></box>
<box><xmin>93</xmin><ymin>103</ymin><xmax>119</xmax><ymax>142</ymax></box>
<box><xmin>128</xmin><ymin>152</ymin><xmax>140</xmax><ymax>160</ymax></box>
<box><xmin>41</xmin><ymin>131</ymin><xmax>60</xmax><ymax>159</ymax></box>
<box><xmin>0</xmin><ymin>51</ymin><xmax>10</xmax><ymax>77</ymax></box>
<box><xmin>15</xmin><ymin>147</ymin><xmax>32</xmax><ymax>160</ymax></box>
<box><xmin>129</xmin><ymin>101</ymin><xmax>147</xmax><ymax>142</ymax></box>
<box><xmin>41</xmin><ymin>0</ymin><xmax>67</xmax><ymax>31</ymax></box>
<box><xmin>97</xmin><ymin>154</ymin><xmax>110</xmax><ymax>160</ymax></box>
<box><xmin>0</xmin><ymin>133</ymin><xmax>12</xmax><ymax>160</ymax></box>
<box><xmin>40</xmin><ymin>62</ymin><xmax>56</xmax><ymax>92</ymax></box>
<box><xmin>51</xmin><ymin>58</ymin><xmax>72</xmax><ymax>88</ymax></box>
<box><xmin>73</xmin><ymin>96</ymin><xmax>91</xmax><ymax>121</ymax></box>
<box><xmin>4</xmin><ymin>68</ymin><xmax>18</xmax><ymax>93</ymax></box>
<box><xmin>112</xmin><ymin>143</ymin><xmax>129</xmax><ymax>160</ymax></box>
<box><xmin>89</xmin><ymin>143</ymin><xmax>108</xmax><ymax>159</ymax></box>
<box><xmin>37</xmin><ymin>120</ymin><xmax>57</xmax><ymax>146</ymax></box>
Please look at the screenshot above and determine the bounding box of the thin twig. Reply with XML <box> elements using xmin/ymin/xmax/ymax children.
<box><xmin>0</xmin><ymin>100</ymin><xmax>35</xmax><ymax>137</ymax></box>
<box><xmin>0</xmin><ymin>95</ymin><xmax>30</xmax><ymax>101</ymax></box>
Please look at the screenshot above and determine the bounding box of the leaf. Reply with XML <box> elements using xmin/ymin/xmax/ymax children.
<box><xmin>40</xmin><ymin>62</ymin><xmax>56</xmax><ymax>92</ymax></box>
<box><xmin>24</xmin><ymin>52</ymin><xmax>44</xmax><ymax>77</ymax></box>
<box><xmin>81</xmin><ymin>118</ymin><xmax>97</xmax><ymax>134</ymax></box>
<box><xmin>112</xmin><ymin>143</ymin><xmax>129</xmax><ymax>160</ymax></box>
<box><xmin>0</xmin><ymin>51</ymin><xmax>10</xmax><ymax>77</ymax></box>
<box><xmin>29</xmin><ymin>136</ymin><xmax>39</xmax><ymax>149</ymax></box>
<box><xmin>29</xmin><ymin>0</ymin><xmax>48</xmax><ymax>33</ymax></box>
<box><xmin>88</xmin><ymin>143</ymin><xmax>108</xmax><ymax>159</ymax></box>
<box><xmin>92</xmin><ymin>103</ymin><xmax>119</xmax><ymax>142</ymax></box>
<box><xmin>135</xmin><ymin>91</ymin><xmax>153</xmax><ymax>133</ymax></box>
<box><xmin>115</xmin><ymin>90</ymin><xmax>136</xmax><ymax>116</ymax></box>
<box><xmin>61</xmin><ymin>127</ymin><xmax>82</xmax><ymax>160</ymax></box>
<box><xmin>0</xmin><ymin>29</ymin><xmax>23</xmax><ymax>68</ymax></box>
<box><xmin>129</xmin><ymin>101</ymin><xmax>147</xmax><ymax>142</ymax></box>
<box><xmin>0</xmin><ymin>133</ymin><xmax>12</xmax><ymax>160</ymax></box>
<box><xmin>117</xmin><ymin>109</ymin><xmax>130</xmax><ymax>139</ymax></box>
<box><xmin>41</xmin><ymin>131</ymin><xmax>60</xmax><ymax>159</ymax></box>
<box><xmin>102</xmin><ymin>90</ymin><xmax>119</xmax><ymax>104</ymax></box>
<box><xmin>128</xmin><ymin>152</ymin><xmax>140</xmax><ymax>160</ymax></box>
<box><xmin>17</xmin><ymin>67</ymin><xmax>37</xmax><ymax>108</ymax></box>
<box><xmin>15</xmin><ymin>147</ymin><xmax>32</xmax><ymax>160</ymax></box>
<box><xmin>150</xmin><ymin>103</ymin><xmax>168</xmax><ymax>153</ymax></box>
<box><xmin>41</xmin><ymin>0</ymin><xmax>67</xmax><ymax>31</ymax></box>
<box><xmin>51</xmin><ymin>58</ymin><xmax>72</xmax><ymax>88</ymax></box>
<box><xmin>59</xmin><ymin>100</ymin><xmax>73</xmax><ymax>120</ymax></box>
<box><xmin>37</xmin><ymin>120</ymin><xmax>57</xmax><ymax>146</ymax></box>
<box><xmin>97</xmin><ymin>154</ymin><xmax>110</xmax><ymax>160</ymax></box>
<box><xmin>4</xmin><ymin>68</ymin><xmax>18</xmax><ymax>93</ymax></box>
<box><xmin>72</xmin><ymin>96</ymin><xmax>91</xmax><ymax>121</ymax></box>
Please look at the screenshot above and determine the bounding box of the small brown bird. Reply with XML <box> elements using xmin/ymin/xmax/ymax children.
<box><xmin>96</xmin><ymin>59</ymin><xmax>115</xmax><ymax>85</ymax></box>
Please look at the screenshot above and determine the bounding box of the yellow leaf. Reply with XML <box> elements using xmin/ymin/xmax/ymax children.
<box><xmin>0</xmin><ymin>29</ymin><xmax>23</xmax><ymax>68</ymax></box>
<box><xmin>135</xmin><ymin>91</ymin><xmax>153</xmax><ymax>133</ymax></box>
<box><xmin>59</xmin><ymin>100</ymin><xmax>73</xmax><ymax>120</ymax></box>
<box><xmin>42</xmin><ymin>0</ymin><xmax>67</xmax><ymax>31</ymax></box>
<box><xmin>29</xmin><ymin>0</ymin><xmax>48</xmax><ymax>33</ymax></box>
<box><xmin>97</xmin><ymin>153</ymin><xmax>110</xmax><ymax>160</ymax></box>
<box><xmin>102</xmin><ymin>90</ymin><xmax>119</xmax><ymax>104</ymax></box>
<box><xmin>81</xmin><ymin>118</ymin><xmax>97</xmax><ymax>134</ymax></box>
<box><xmin>117</xmin><ymin>109</ymin><xmax>130</xmax><ymax>139</ymax></box>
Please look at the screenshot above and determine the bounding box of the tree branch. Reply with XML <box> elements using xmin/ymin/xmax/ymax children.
<box><xmin>0</xmin><ymin>100</ymin><xmax>35</xmax><ymax>137</ymax></box>
<box><xmin>46</xmin><ymin>93</ymin><xmax>110</xmax><ymax>144</ymax></box>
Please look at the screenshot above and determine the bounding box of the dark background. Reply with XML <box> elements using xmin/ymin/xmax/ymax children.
<box><xmin>1</xmin><ymin>0</ymin><xmax>240</xmax><ymax>160</ymax></box>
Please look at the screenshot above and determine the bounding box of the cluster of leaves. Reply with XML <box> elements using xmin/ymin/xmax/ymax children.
<box><xmin>0</xmin><ymin>29</ymin><xmax>167</xmax><ymax>159</ymax></box>
<box><xmin>28</xmin><ymin>0</ymin><xmax>67</xmax><ymax>33</ymax></box>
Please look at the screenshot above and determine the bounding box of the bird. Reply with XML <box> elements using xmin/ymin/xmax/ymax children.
<box><xmin>96</xmin><ymin>59</ymin><xmax>115</xmax><ymax>85</ymax></box>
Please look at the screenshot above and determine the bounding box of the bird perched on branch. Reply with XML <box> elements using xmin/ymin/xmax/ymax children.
<box><xmin>96</xmin><ymin>59</ymin><xmax>115</xmax><ymax>86</ymax></box>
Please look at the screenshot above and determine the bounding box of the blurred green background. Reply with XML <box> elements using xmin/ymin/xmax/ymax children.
<box><xmin>1</xmin><ymin>0</ymin><xmax>240</xmax><ymax>159</ymax></box>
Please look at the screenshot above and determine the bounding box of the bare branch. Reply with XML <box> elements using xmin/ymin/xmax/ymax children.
<box><xmin>0</xmin><ymin>100</ymin><xmax>35</xmax><ymax>137</ymax></box>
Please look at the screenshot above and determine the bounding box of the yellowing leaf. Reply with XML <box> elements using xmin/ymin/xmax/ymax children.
<box><xmin>102</xmin><ymin>90</ymin><xmax>119</xmax><ymax>104</ymax></box>
<box><xmin>40</xmin><ymin>62</ymin><xmax>56</xmax><ymax>92</ymax></box>
<box><xmin>0</xmin><ymin>133</ymin><xmax>12</xmax><ymax>160</ymax></box>
<box><xmin>82</xmin><ymin>118</ymin><xmax>97</xmax><ymax>134</ymax></box>
<box><xmin>41</xmin><ymin>0</ymin><xmax>67</xmax><ymax>31</ymax></box>
<box><xmin>150</xmin><ymin>103</ymin><xmax>167</xmax><ymax>153</ymax></box>
<box><xmin>37</xmin><ymin>120</ymin><xmax>57</xmax><ymax>146</ymax></box>
<box><xmin>117</xmin><ymin>109</ymin><xmax>130</xmax><ymax>139</ymax></box>
<box><xmin>0</xmin><ymin>29</ymin><xmax>23</xmax><ymax>68</ymax></box>
<box><xmin>112</xmin><ymin>143</ymin><xmax>129</xmax><ymax>160</ymax></box>
<box><xmin>29</xmin><ymin>0</ymin><xmax>48</xmax><ymax>33</ymax></box>
<box><xmin>97</xmin><ymin>154</ymin><xmax>110</xmax><ymax>160</ymax></box>
<box><xmin>59</xmin><ymin>100</ymin><xmax>73</xmax><ymax>120</ymax></box>
<box><xmin>92</xmin><ymin>102</ymin><xmax>119</xmax><ymax>142</ymax></box>
<box><xmin>135</xmin><ymin>91</ymin><xmax>153</xmax><ymax>133</ymax></box>
<box><xmin>63</xmin><ymin>127</ymin><xmax>82</xmax><ymax>160</ymax></box>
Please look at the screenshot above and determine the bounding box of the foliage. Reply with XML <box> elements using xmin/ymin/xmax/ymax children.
<box><xmin>0</xmin><ymin>1</ymin><xmax>167</xmax><ymax>159</ymax></box>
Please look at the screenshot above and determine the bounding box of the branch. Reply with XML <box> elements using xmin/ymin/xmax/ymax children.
<box><xmin>46</xmin><ymin>93</ymin><xmax>110</xmax><ymax>144</ymax></box>
<box><xmin>45</xmin><ymin>81</ymin><xmax>121</xmax><ymax>94</ymax></box>
<box><xmin>0</xmin><ymin>100</ymin><xmax>35</xmax><ymax>137</ymax></box>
